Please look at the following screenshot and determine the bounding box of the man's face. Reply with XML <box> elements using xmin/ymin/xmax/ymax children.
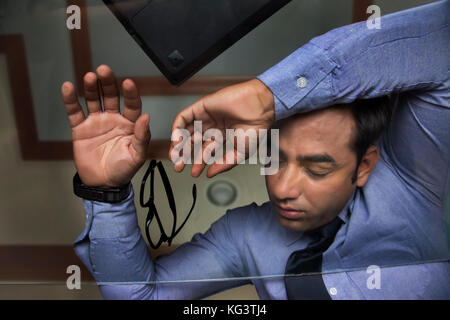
<box><xmin>265</xmin><ymin>107</ymin><xmax>358</xmax><ymax>232</ymax></box>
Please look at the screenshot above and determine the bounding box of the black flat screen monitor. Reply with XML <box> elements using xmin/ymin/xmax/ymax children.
<box><xmin>102</xmin><ymin>0</ymin><xmax>292</xmax><ymax>86</ymax></box>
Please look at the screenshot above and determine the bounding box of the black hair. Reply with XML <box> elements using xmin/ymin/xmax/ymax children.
<box><xmin>341</xmin><ymin>96</ymin><xmax>392</xmax><ymax>183</ymax></box>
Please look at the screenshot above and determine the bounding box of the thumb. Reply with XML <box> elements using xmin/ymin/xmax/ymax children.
<box><xmin>131</xmin><ymin>114</ymin><xmax>151</xmax><ymax>163</ymax></box>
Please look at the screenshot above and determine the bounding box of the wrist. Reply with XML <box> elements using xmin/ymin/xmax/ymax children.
<box><xmin>77</xmin><ymin>171</ymin><xmax>131</xmax><ymax>189</ymax></box>
<box><xmin>250</xmin><ymin>78</ymin><xmax>275</xmax><ymax>123</ymax></box>
<box><xmin>73</xmin><ymin>172</ymin><xmax>132</xmax><ymax>203</ymax></box>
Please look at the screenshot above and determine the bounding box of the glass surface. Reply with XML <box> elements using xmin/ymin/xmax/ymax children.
<box><xmin>0</xmin><ymin>0</ymin><xmax>448</xmax><ymax>299</ymax></box>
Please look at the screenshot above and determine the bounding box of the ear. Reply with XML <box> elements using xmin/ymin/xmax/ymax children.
<box><xmin>355</xmin><ymin>145</ymin><xmax>379</xmax><ymax>187</ymax></box>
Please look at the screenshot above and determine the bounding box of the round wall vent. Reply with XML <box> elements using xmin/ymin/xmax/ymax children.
<box><xmin>206</xmin><ymin>180</ymin><xmax>237</xmax><ymax>206</ymax></box>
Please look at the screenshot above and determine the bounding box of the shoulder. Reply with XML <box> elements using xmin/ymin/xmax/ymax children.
<box><xmin>194</xmin><ymin>201</ymin><xmax>277</xmax><ymax>258</ymax></box>
<box><xmin>214</xmin><ymin>201</ymin><xmax>277</xmax><ymax>240</ymax></box>
<box><xmin>198</xmin><ymin>201</ymin><xmax>275</xmax><ymax>242</ymax></box>
<box><xmin>224</xmin><ymin>201</ymin><xmax>275</xmax><ymax>225</ymax></box>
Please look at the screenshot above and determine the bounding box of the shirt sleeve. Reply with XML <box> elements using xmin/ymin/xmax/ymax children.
<box><xmin>73</xmin><ymin>185</ymin><xmax>250</xmax><ymax>300</ymax></box>
<box><xmin>257</xmin><ymin>0</ymin><xmax>450</xmax><ymax>205</ymax></box>
<box><xmin>258</xmin><ymin>1</ymin><xmax>449</xmax><ymax>119</ymax></box>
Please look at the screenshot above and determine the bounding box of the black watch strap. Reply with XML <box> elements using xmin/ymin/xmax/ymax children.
<box><xmin>73</xmin><ymin>172</ymin><xmax>131</xmax><ymax>203</ymax></box>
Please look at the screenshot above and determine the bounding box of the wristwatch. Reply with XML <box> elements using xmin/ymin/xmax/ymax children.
<box><xmin>73</xmin><ymin>172</ymin><xmax>131</xmax><ymax>203</ymax></box>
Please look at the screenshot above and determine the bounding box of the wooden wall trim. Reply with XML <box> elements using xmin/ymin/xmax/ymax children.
<box><xmin>0</xmin><ymin>35</ymin><xmax>39</xmax><ymax>160</ymax></box>
<box><xmin>0</xmin><ymin>245</ymin><xmax>176</xmax><ymax>282</ymax></box>
<box><xmin>352</xmin><ymin>0</ymin><xmax>373</xmax><ymax>23</ymax></box>
<box><xmin>122</xmin><ymin>76</ymin><xmax>253</xmax><ymax>96</ymax></box>
<box><xmin>0</xmin><ymin>245</ymin><xmax>94</xmax><ymax>282</ymax></box>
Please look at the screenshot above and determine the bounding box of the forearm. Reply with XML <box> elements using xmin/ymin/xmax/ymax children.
<box><xmin>258</xmin><ymin>0</ymin><xmax>449</xmax><ymax>120</ymax></box>
<box><xmin>73</xmin><ymin>185</ymin><xmax>156</xmax><ymax>299</ymax></box>
<box><xmin>73</xmin><ymin>185</ymin><xmax>249</xmax><ymax>299</ymax></box>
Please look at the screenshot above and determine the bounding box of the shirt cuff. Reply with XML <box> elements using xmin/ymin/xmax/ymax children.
<box><xmin>76</xmin><ymin>184</ymin><xmax>138</xmax><ymax>241</ymax></box>
<box><xmin>257</xmin><ymin>42</ymin><xmax>337</xmax><ymax>121</ymax></box>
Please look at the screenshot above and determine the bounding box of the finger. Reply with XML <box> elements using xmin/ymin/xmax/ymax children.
<box><xmin>96</xmin><ymin>65</ymin><xmax>120</xmax><ymax>113</ymax></box>
<box><xmin>83</xmin><ymin>72</ymin><xmax>102</xmax><ymax>114</ymax></box>
<box><xmin>122</xmin><ymin>79</ymin><xmax>142</xmax><ymax>122</ymax></box>
<box><xmin>191</xmin><ymin>163</ymin><xmax>206</xmax><ymax>178</ymax></box>
<box><xmin>169</xmin><ymin>113</ymin><xmax>194</xmax><ymax>173</ymax></box>
<box><xmin>61</xmin><ymin>81</ymin><xmax>85</xmax><ymax>128</ymax></box>
<box><xmin>169</xmin><ymin>121</ymin><xmax>195</xmax><ymax>165</ymax></box>
<box><xmin>171</xmin><ymin>103</ymin><xmax>195</xmax><ymax>133</ymax></box>
<box><xmin>170</xmin><ymin>98</ymin><xmax>207</xmax><ymax>136</ymax></box>
<box><xmin>169</xmin><ymin>131</ymin><xmax>189</xmax><ymax>173</ymax></box>
<box><xmin>131</xmin><ymin>114</ymin><xmax>151</xmax><ymax>163</ymax></box>
<box><xmin>206</xmin><ymin>149</ymin><xmax>243</xmax><ymax>178</ymax></box>
<box><xmin>206</xmin><ymin>162</ymin><xmax>237</xmax><ymax>178</ymax></box>
<box><xmin>190</xmin><ymin>141</ymin><xmax>207</xmax><ymax>178</ymax></box>
<box><xmin>170</xmin><ymin>99</ymin><xmax>209</xmax><ymax>172</ymax></box>
<box><xmin>191</xmin><ymin>138</ymin><xmax>220</xmax><ymax>177</ymax></box>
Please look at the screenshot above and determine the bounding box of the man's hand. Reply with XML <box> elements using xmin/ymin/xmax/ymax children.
<box><xmin>62</xmin><ymin>65</ymin><xmax>151</xmax><ymax>187</ymax></box>
<box><xmin>169</xmin><ymin>79</ymin><xmax>275</xmax><ymax>178</ymax></box>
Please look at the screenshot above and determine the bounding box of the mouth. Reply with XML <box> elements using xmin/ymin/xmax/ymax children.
<box><xmin>275</xmin><ymin>204</ymin><xmax>307</xmax><ymax>220</ymax></box>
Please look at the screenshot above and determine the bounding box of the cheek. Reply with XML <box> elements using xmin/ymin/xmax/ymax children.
<box><xmin>302</xmin><ymin>180</ymin><xmax>329</xmax><ymax>209</ymax></box>
<box><xmin>303</xmin><ymin>175</ymin><xmax>353</xmax><ymax>211</ymax></box>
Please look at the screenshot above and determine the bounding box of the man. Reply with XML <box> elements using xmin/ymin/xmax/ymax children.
<box><xmin>62</xmin><ymin>1</ymin><xmax>449</xmax><ymax>299</ymax></box>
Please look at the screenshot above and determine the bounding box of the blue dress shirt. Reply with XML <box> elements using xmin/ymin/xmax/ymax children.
<box><xmin>74</xmin><ymin>0</ymin><xmax>450</xmax><ymax>299</ymax></box>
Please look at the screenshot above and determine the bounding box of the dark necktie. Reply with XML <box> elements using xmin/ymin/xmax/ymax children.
<box><xmin>284</xmin><ymin>216</ymin><xmax>343</xmax><ymax>300</ymax></box>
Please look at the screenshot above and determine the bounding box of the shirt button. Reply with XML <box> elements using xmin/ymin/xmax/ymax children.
<box><xmin>296</xmin><ymin>76</ymin><xmax>308</xmax><ymax>88</ymax></box>
<box><xmin>329</xmin><ymin>287</ymin><xmax>338</xmax><ymax>296</ymax></box>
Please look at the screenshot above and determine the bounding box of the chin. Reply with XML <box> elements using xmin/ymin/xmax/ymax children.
<box><xmin>276</xmin><ymin>214</ymin><xmax>311</xmax><ymax>232</ymax></box>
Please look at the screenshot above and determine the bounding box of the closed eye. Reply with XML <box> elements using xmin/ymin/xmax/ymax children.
<box><xmin>306</xmin><ymin>168</ymin><xmax>329</xmax><ymax>178</ymax></box>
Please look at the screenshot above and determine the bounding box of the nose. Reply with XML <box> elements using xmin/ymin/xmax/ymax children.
<box><xmin>272</xmin><ymin>163</ymin><xmax>303</xmax><ymax>201</ymax></box>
